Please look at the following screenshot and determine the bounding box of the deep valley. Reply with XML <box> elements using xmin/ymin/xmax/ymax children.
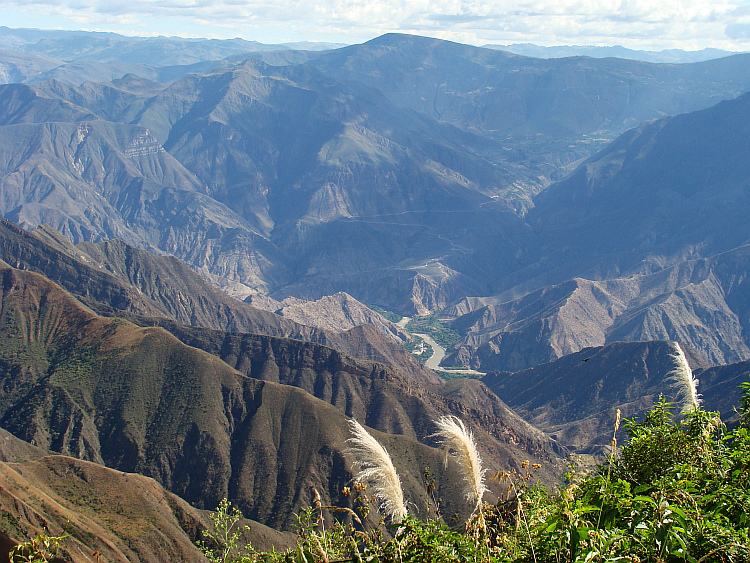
<box><xmin>0</xmin><ymin>27</ymin><xmax>749</xmax><ymax>562</ymax></box>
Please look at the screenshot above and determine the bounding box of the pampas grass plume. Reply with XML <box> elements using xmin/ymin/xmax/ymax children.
<box><xmin>431</xmin><ymin>416</ymin><xmax>487</xmax><ymax>512</ymax></box>
<box><xmin>668</xmin><ymin>342</ymin><xmax>701</xmax><ymax>410</ymax></box>
<box><xmin>346</xmin><ymin>419</ymin><xmax>407</xmax><ymax>524</ymax></box>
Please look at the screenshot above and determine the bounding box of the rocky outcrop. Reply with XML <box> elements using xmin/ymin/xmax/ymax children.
<box><xmin>443</xmin><ymin>245</ymin><xmax>750</xmax><ymax>372</ymax></box>
<box><xmin>258</xmin><ymin>292</ymin><xmax>409</xmax><ymax>342</ymax></box>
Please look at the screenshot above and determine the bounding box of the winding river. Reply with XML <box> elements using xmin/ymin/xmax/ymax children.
<box><xmin>397</xmin><ymin>317</ymin><xmax>485</xmax><ymax>376</ymax></box>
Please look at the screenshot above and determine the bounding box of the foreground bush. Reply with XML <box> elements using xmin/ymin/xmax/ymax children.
<box><xmin>199</xmin><ymin>383</ymin><xmax>750</xmax><ymax>562</ymax></box>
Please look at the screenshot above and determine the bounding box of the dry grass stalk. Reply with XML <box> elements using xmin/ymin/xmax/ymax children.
<box><xmin>431</xmin><ymin>416</ymin><xmax>487</xmax><ymax>514</ymax></box>
<box><xmin>345</xmin><ymin>419</ymin><xmax>407</xmax><ymax>524</ymax></box>
<box><xmin>668</xmin><ymin>342</ymin><xmax>701</xmax><ymax>411</ymax></box>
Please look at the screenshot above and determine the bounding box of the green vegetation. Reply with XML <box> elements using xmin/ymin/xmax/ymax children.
<box><xmin>433</xmin><ymin>370</ymin><xmax>482</xmax><ymax>381</ymax></box>
<box><xmin>10</xmin><ymin>532</ymin><xmax>68</xmax><ymax>562</ymax></box>
<box><xmin>198</xmin><ymin>383</ymin><xmax>750</xmax><ymax>562</ymax></box>
<box><xmin>405</xmin><ymin>315</ymin><xmax>461</xmax><ymax>350</ymax></box>
<box><xmin>197</xmin><ymin>498</ymin><xmax>256</xmax><ymax>563</ymax></box>
<box><xmin>402</xmin><ymin>334</ymin><xmax>433</xmax><ymax>364</ymax></box>
<box><xmin>368</xmin><ymin>305</ymin><xmax>403</xmax><ymax>324</ymax></box>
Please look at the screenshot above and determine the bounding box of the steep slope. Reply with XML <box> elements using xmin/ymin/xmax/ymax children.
<box><xmin>0</xmin><ymin>51</ymin><xmax>61</xmax><ymax>84</ymax></box>
<box><xmin>0</xmin><ymin>218</ymin><xmax>438</xmax><ymax>384</ymax></box>
<box><xmin>0</xmin><ymin>263</ymin><xmax>564</xmax><ymax>530</ymax></box>
<box><xmin>79</xmin><ymin>238</ymin><xmax>408</xmax><ymax>344</ymax></box>
<box><xmin>270</xmin><ymin>293</ymin><xmax>408</xmax><ymax>341</ymax></box>
<box><xmin>695</xmin><ymin>359</ymin><xmax>750</xmax><ymax>425</ymax></box>
<box><xmin>0</xmin><ymin>426</ymin><xmax>289</xmax><ymax>561</ymax></box>
<box><xmin>528</xmin><ymin>90</ymin><xmax>750</xmax><ymax>286</ymax></box>
<box><xmin>0</xmin><ymin>82</ymin><xmax>291</xmax><ymax>295</ymax></box>
<box><xmin>0</xmin><ymin>452</ymin><xmax>295</xmax><ymax>562</ymax></box>
<box><xmin>482</xmin><ymin>340</ymin><xmax>710</xmax><ymax>453</ymax></box>
<box><xmin>438</xmin><ymin>91</ymin><xmax>750</xmax><ymax>371</ymax></box>
<box><xmin>74</xmin><ymin>230</ymin><xmax>440</xmax><ymax>385</ymax></box>
<box><xmin>310</xmin><ymin>33</ymin><xmax>750</xmax><ymax>201</ymax></box>
<box><xmin>0</xmin><ymin>218</ymin><xmax>168</xmax><ymax>318</ymax></box>
<box><xmin>129</xmin><ymin>316</ymin><xmax>561</xmax><ymax>472</ymax></box>
<box><xmin>443</xmin><ymin>245</ymin><xmax>750</xmax><ymax>371</ymax></box>
<box><xmin>0</xmin><ymin>427</ymin><xmax>46</xmax><ymax>462</ymax></box>
<box><xmin>126</xmin><ymin>58</ymin><xmax>529</xmax><ymax>311</ymax></box>
<box><xmin>0</xmin><ymin>60</ymin><xmax>534</xmax><ymax>313</ymax></box>
<box><xmin>444</xmin><ymin>279</ymin><xmax>629</xmax><ymax>372</ymax></box>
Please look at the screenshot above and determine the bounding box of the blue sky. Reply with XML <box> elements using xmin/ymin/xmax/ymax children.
<box><xmin>2</xmin><ymin>0</ymin><xmax>750</xmax><ymax>50</ymax></box>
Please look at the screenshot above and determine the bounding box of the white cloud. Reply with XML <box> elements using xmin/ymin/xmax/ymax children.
<box><xmin>1</xmin><ymin>0</ymin><xmax>749</xmax><ymax>50</ymax></box>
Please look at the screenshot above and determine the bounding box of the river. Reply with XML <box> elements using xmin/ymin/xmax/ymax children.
<box><xmin>397</xmin><ymin>317</ymin><xmax>485</xmax><ymax>376</ymax></box>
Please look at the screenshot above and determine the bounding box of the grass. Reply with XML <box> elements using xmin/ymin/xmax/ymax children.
<box><xmin>433</xmin><ymin>370</ymin><xmax>482</xmax><ymax>381</ymax></box>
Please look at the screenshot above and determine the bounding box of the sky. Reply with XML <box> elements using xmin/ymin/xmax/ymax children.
<box><xmin>1</xmin><ymin>0</ymin><xmax>750</xmax><ymax>51</ymax></box>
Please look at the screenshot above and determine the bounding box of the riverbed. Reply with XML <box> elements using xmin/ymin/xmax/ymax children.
<box><xmin>398</xmin><ymin>317</ymin><xmax>485</xmax><ymax>376</ymax></box>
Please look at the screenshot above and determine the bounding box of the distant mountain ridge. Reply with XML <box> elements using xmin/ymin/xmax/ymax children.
<box><xmin>485</xmin><ymin>43</ymin><xmax>739</xmax><ymax>64</ymax></box>
<box><xmin>2</xmin><ymin>32</ymin><xmax>750</xmax><ymax>370</ymax></box>
<box><xmin>3</xmin><ymin>35</ymin><xmax>750</xmax><ymax>316</ymax></box>
<box><xmin>0</xmin><ymin>27</ymin><xmax>343</xmax><ymax>65</ymax></box>
<box><xmin>311</xmin><ymin>34</ymin><xmax>750</xmax><ymax>143</ymax></box>
<box><xmin>0</xmin><ymin>27</ymin><xmax>344</xmax><ymax>87</ymax></box>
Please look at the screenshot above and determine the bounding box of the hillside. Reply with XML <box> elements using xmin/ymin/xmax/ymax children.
<box><xmin>311</xmin><ymin>33</ymin><xmax>750</xmax><ymax>201</ymax></box>
<box><xmin>263</xmin><ymin>293</ymin><xmax>408</xmax><ymax>341</ymax></box>
<box><xmin>528</xmin><ymin>90</ymin><xmax>750</xmax><ymax>284</ymax></box>
<box><xmin>437</xmin><ymin>91</ymin><xmax>750</xmax><ymax>372</ymax></box>
<box><xmin>442</xmin><ymin>244</ymin><xmax>750</xmax><ymax>371</ymax></box>
<box><xmin>0</xmin><ymin>218</ymin><xmax>438</xmax><ymax>385</ymax></box>
<box><xmin>0</xmin><ymin>262</ymin><xmax>564</xmax><ymax>533</ymax></box>
<box><xmin>695</xmin><ymin>358</ymin><xmax>750</xmax><ymax>425</ymax></box>
<box><xmin>118</xmin><ymin>314</ymin><xmax>562</xmax><ymax>470</ymax></box>
<box><xmin>0</xmin><ymin>427</ymin><xmax>293</xmax><ymax>561</ymax></box>
<box><xmin>482</xmin><ymin>340</ymin><xmax>711</xmax><ymax>453</ymax></box>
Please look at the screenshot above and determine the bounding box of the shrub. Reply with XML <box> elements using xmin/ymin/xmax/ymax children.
<box><xmin>199</xmin><ymin>381</ymin><xmax>750</xmax><ymax>562</ymax></box>
<box><xmin>9</xmin><ymin>532</ymin><xmax>68</xmax><ymax>563</ymax></box>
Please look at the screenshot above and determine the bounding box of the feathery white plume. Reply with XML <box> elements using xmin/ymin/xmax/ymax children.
<box><xmin>431</xmin><ymin>416</ymin><xmax>487</xmax><ymax>513</ymax></box>
<box><xmin>346</xmin><ymin>419</ymin><xmax>407</xmax><ymax>524</ymax></box>
<box><xmin>668</xmin><ymin>342</ymin><xmax>701</xmax><ymax>410</ymax></box>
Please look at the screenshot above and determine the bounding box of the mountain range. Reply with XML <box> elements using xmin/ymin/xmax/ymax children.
<box><xmin>437</xmin><ymin>90</ymin><xmax>750</xmax><ymax>371</ymax></box>
<box><xmin>0</xmin><ymin>28</ymin><xmax>750</xmax><ymax>560</ymax></box>
<box><xmin>2</xmin><ymin>33</ymin><xmax>750</xmax><ymax>321</ymax></box>
<box><xmin>0</xmin><ymin>218</ymin><xmax>437</xmax><ymax>385</ymax></box>
<box><xmin>486</xmin><ymin>44</ymin><xmax>740</xmax><ymax>64</ymax></box>
<box><xmin>0</xmin><ymin>218</ymin><xmax>568</xmax><ymax>557</ymax></box>
<box><xmin>0</xmin><ymin>219</ymin><xmax>746</xmax><ymax>560</ymax></box>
